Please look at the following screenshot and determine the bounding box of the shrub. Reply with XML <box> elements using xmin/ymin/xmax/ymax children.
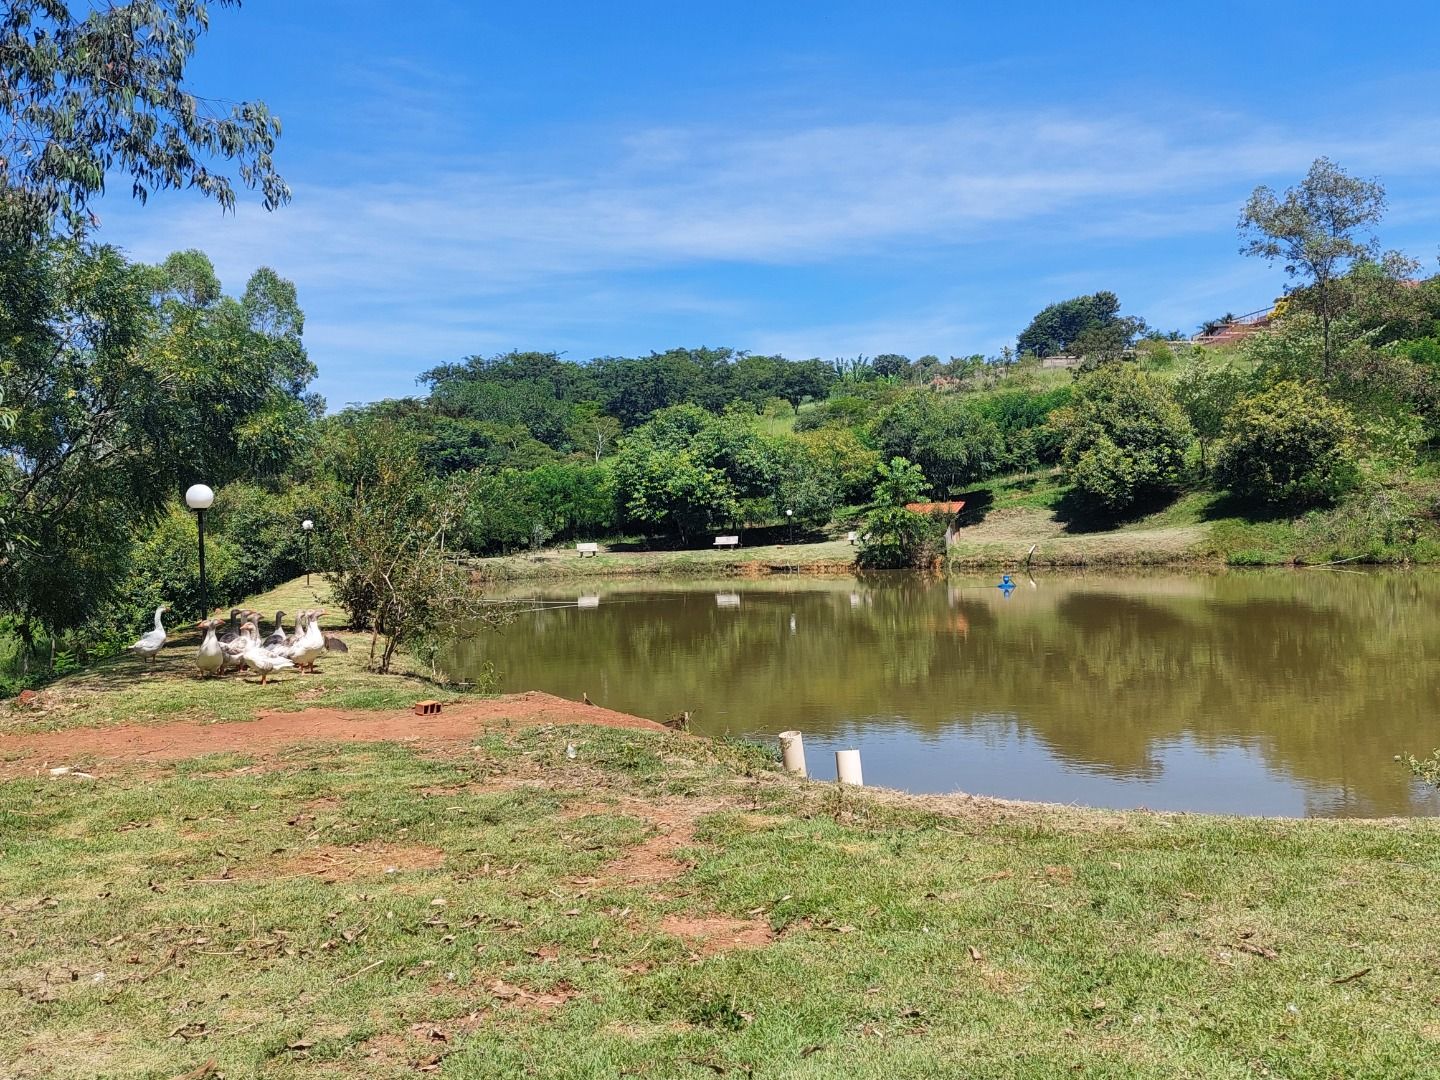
<box><xmin>1214</xmin><ymin>381</ymin><xmax>1360</xmax><ymax>507</ymax></box>
<box><xmin>1049</xmin><ymin>365</ymin><xmax>1191</xmax><ymax>513</ymax></box>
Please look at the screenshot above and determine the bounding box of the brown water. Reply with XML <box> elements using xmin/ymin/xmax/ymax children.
<box><xmin>444</xmin><ymin>572</ymin><xmax>1440</xmax><ymax>817</ymax></box>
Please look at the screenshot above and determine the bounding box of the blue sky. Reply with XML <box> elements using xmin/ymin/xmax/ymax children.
<box><xmin>99</xmin><ymin>1</ymin><xmax>1440</xmax><ymax>408</ymax></box>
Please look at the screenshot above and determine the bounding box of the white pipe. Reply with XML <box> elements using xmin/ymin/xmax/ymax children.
<box><xmin>778</xmin><ymin>730</ymin><xmax>807</xmax><ymax>777</ymax></box>
<box><xmin>835</xmin><ymin>748</ymin><xmax>864</xmax><ymax>786</ymax></box>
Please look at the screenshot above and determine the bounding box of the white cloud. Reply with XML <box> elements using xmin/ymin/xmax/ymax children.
<box><xmin>97</xmin><ymin>104</ymin><xmax>1440</xmax><ymax>403</ymax></box>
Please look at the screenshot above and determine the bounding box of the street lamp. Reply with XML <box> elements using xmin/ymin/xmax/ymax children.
<box><xmin>185</xmin><ymin>484</ymin><xmax>215</xmax><ymax>618</ymax></box>
<box><xmin>785</xmin><ymin>507</ymin><xmax>794</xmax><ymax>545</ymax></box>
<box><xmin>302</xmin><ymin>518</ymin><xmax>314</xmax><ymax>586</ymax></box>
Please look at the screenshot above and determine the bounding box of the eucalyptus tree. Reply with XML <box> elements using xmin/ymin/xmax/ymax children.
<box><xmin>1</xmin><ymin>0</ymin><xmax>287</xmax><ymax>236</ymax></box>
<box><xmin>1239</xmin><ymin>158</ymin><xmax>1388</xmax><ymax>375</ymax></box>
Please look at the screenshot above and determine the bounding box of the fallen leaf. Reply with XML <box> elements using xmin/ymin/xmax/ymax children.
<box><xmin>968</xmin><ymin>946</ymin><xmax>983</xmax><ymax>962</ymax></box>
<box><xmin>170</xmin><ymin>1059</ymin><xmax>218</xmax><ymax>1080</ymax></box>
<box><xmin>1236</xmin><ymin>941</ymin><xmax>1279</xmax><ymax>960</ymax></box>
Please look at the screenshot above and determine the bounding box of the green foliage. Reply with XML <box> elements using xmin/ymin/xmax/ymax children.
<box><xmin>0</xmin><ymin>0</ymin><xmax>287</xmax><ymax>235</ymax></box>
<box><xmin>464</xmin><ymin>463</ymin><xmax>616</xmax><ymax>553</ymax></box>
<box><xmin>856</xmin><ymin>506</ymin><xmax>940</xmax><ymax>570</ymax></box>
<box><xmin>1018</xmin><ymin>290</ymin><xmax>1133</xmax><ymax>358</ymax></box>
<box><xmin>1404</xmin><ymin>749</ymin><xmax>1440</xmax><ymax>787</ymax></box>
<box><xmin>1174</xmin><ymin>358</ymin><xmax>1249</xmax><ymax>469</ymax></box>
<box><xmin>1214</xmin><ymin>382</ymin><xmax>1361</xmax><ymax>508</ymax></box>
<box><xmin>798</xmin><ymin>427</ymin><xmax>882</xmax><ymax>502</ymax></box>
<box><xmin>1240</xmin><ymin>158</ymin><xmax>1389</xmax><ymax>371</ymax></box>
<box><xmin>874</xmin><ymin>456</ymin><xmax>929</xmax><ymax>506</ymax></box>
<box><xmin>1050</xmin><ymin>365</ymin><xmax>1192</xmax><ymax>513</ymax></box>
<box><xmin>323</xmin><ymin>418</ymin><xmax>499</xmax><ymax>673</ymax></box>
<box><xmin>0</xmin><ymin>234</ymin><xmax>315</xmax><ymax>635</ymax></box>
<box><xmin>871</xmin><ymin>391</ymin><xmax>1005</xmax><ymax>493</ymax></box>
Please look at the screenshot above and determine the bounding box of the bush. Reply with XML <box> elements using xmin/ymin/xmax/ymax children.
<box><xmin>1049</xmin><ymin>365</ymin><xmax>1192</xmax><ymax>513</ymax></box>
<box><xmin>1214</xmin><ymin>381</ymin><xmax>1360</xmax><ymax>507</ymax></box>
<box><xmin>856</xmin><ymin>507</ymin><xmax>944</xmax><ymax>569</ymax></box>
<box><xmin>871</xmin><ymin>391</ymin><xmax>1005</xmax><ymax>493</ymax></box>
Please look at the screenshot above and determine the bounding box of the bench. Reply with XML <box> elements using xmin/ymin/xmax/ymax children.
<box><xmin>847</xmin><ymin>531</ymin><xmax>858</xmax><ymax>545</ymax></box>
<box><xmin>576</xmin><ymin>542</ymin><xmax>599</xmax><ymax>557</ymax></box>
<box><xmin>713</xmin><ymin>535</ymin><xmax>740</xmax><ymax>548</ymax></box>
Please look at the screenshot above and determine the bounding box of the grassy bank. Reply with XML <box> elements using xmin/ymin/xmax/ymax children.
<box><xmin>479</xmin><ymin>470</ymin><xmax>1440</xmax><ymax>578</ymax></box>
<box><xmin>474</xmin><ymin>539</ymin><xmax>861</xmax><ymax>581</ymax></box>
<box><xmin>3</xmin><ymin>587</ymin><xmax>1440</xmax><ymax>1076</ymax></box>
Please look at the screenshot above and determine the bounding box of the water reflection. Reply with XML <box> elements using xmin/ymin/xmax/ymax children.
<box><xmin>444</xmin><ymin>572</ymin><xmax>1440</xmax><ymax>817</ymax></box>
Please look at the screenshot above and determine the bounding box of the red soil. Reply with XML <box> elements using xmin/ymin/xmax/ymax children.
<box><xmin>0</xmin><ymin>691</ymin><xmax>664</xmax><ymax>777</ymax></box>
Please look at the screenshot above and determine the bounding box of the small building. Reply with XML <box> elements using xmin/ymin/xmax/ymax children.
<box><xmin>905</xmin><ymin>501</ymin><xmax>968</xmax><ymax>547</ymax></box>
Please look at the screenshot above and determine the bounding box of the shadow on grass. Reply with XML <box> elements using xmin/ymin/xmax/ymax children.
<box><xmin>1198</xmin><ymin>490</ymin><xmax>1302</xmax><ymax>524</ymax></box>
<box><xmin>1051</xmin><ymin>487</ymin><xmax>1191</xmax><ymax>534</ymax></box>
<box><xmin>952</xmin><ymin>488</ymin><xmax>996</xmax><ymax>527</ymax></box>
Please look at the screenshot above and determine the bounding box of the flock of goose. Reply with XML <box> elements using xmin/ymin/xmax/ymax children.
<box><xmin>128</xmin><ymin>605</ymin><xmax>348</xmax><ymax>683</ymax></box>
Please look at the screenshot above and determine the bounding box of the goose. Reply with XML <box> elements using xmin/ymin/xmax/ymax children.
<box><xmin>219</xmin><ymin>617</ymin><xmax>259</xmax><ymax>673</ymax></box>
<box><xmin>240</xmin><ymin>623</ymin><xmax>296</xmax><ymax>685</ymax></box>
<box><xmin>195</xmin><ymin>619</ymin><xmax>224</xmax><ymax>678</ymax></box>
<box><xmin>286</xmin><ymin>609</ymin><xmax>327</xmax><ymax>673</ymax></box>
<box><xmin>262</xmin><ymin>610</ymin><xmax>289</xmax><ymax>650</ymax></box>
<box><xmin>128</xmin><ymin>605</ymin><xmax>170</xmax><ymax>667</ymax></box>
<box><xmin>217</xmin><ymin>608</ymin><xmax>243</xmax><ymax>644</ymax></box>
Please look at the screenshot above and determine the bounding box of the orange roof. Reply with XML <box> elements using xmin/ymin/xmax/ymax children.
<box><xmin>905</xmin><ymin>501</ymin><xmax>966</xmax><ymax>514</ymax></box>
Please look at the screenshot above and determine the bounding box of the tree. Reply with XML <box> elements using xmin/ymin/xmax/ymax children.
<box><xmin>1213</xmin><ymin>382</ymin><xmax>1360</xmax><ymax>507</ymax></box>
<box><xmin>0</xmin><ymin>234</ymin><xmax>315</xmax><ymax>635</ymax></box>
<box><xmin>1174</xmin><ymin>359</ymin><xmax>1248</xmax><ymax>472</ymax></box>
<box><xmin>857</xmin><ymin>457</ymin><xmax>938</xmax><ymax>570</ymax></box>
<box><xmin>567</xmin><ymin>406</ymin><xmax>622</xmax><ymax>462</ymax></box>
<box><xmin>872</xmin><ymin>353</ymin><xmax>909</xmax><ymax>378</ymax></box>
<box><xmin>323</xmin><ymin>419</ymin><xmax>500</xmax><ymax>674</ymax></box>
<box><xmin>1</xmin><ymin>0</ymin><xmax>287</xmax><ymax>235</ymax></box>
<box><xmin>1049</xmin><ymin>365</ymin><xmax>1191</xmax><ymax>513</ymax></box>
<box><xmin>1017</xmin><ymin>291</ymin><xmax>1126</xmax><ymax>358</ymax></box>
<box><xmin>611</xmin><ymin>445</ymin><xmax>737</xmax><ymax>543</ymax></box>
<box><xmin>1239</xmin><ymin>158</ymin><xmax>1387</xmax><ymax>375</ymax></box>
<box><xmin>874</xmin><ymin>456</ymin><xmax>929</xmax><ymax>506</ymax></box>
<box><xmin>871</xmin><ymin>391</ymin><xmax>1005</xmax><ymax>492</ymax></box>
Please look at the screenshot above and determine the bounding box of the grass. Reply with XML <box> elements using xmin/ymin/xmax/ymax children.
<box><xmin>474</xmin><ymin>539</ymin><xmax>860</xmax><ymax>582</ymax></box>
<box><xmin>3</xmin><ymin>724</ymin><xmax>1439</xmax><ymax>1078</ymax></box>
<box><xmin>3</xmin><ymin>577</ymin><xmax>1440</xmax><ymax>1076</ymax></box>
<box><xmin>0</xmin><ymin>578</ymin><xmax>478</xmax><ymax>736</ymax></box>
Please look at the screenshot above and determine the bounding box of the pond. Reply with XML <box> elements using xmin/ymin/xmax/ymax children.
<box><xmin>443</xmin><ymin>571</ymin><xmax>1440</xmax><ymax>817</ymax></box>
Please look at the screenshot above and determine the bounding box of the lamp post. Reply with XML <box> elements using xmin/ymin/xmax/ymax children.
<box><xmin>185</xmin><ymin>484</ymin><xmax>215</xmax><ymax>618</ymax></box>
<box><xmin>302</xmin><ymin>518</ymin><xmax>314</xmax><ymax>586</ymax></box>
<box><xmin>786</xmin><ymin>507</ymin><xmax>794</xmax><ymax>545</ymax></box>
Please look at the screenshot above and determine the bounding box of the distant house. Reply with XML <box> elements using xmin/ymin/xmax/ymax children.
<box><xmin>905</xmin><ymin>501</ymin><xmax>968</xmax><ymax>547</ymax></box>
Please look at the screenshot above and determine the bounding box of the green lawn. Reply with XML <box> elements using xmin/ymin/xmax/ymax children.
<box><xmin>2</xmin><ymin>723</ymin><xmax>1437</xmax><ymax>1078</ymax></box>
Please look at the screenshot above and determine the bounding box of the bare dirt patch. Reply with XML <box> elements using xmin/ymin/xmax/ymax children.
<box><xmin>242</xmin><ymin>842</ymin><xmax>445</xmax><ymax>883</ymax></box>
<box><xmin>659</xmin><ymin>913</ymin><xmax>773</xmax><ymax>955</ymax></box>
<box><xmin>577</xmin><ymin>796</ymin><xmax>725</xmax><ymax>888</ymax></box>
<box><xmin>0</xmin><ymin>691</ymin><xmax>665</xmax><ymax>777</ymax></box>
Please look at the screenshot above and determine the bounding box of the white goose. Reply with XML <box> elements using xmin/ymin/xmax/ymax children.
<box><xmin>287</xmin><ymin>609</ymin><xmax>327</xmax><ymax>673</ymax></box>
<box><xmin>195</xmin><ymin>619</ymin><xmax>224</xmax><ymax>678</ymax></box>
<box><xmin>128</xmin><ymin>605</ymin><xmax>170</xmax><ymax>668</ymax></box>
<box><xmin>240</xmin><ymin>622</ymin><xmax>296</xmax><ymax>685</ymax></box>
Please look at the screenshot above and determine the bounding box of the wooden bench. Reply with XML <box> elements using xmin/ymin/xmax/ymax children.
<box><xmin>576</xmin><ymin>542</ymin><xmax>599</xmax><ymax>557</ymax></box>
<box><xmin>713</xmin><ymin>535</ymin><xmax>740</xmax><ymax>548</ymax></box>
